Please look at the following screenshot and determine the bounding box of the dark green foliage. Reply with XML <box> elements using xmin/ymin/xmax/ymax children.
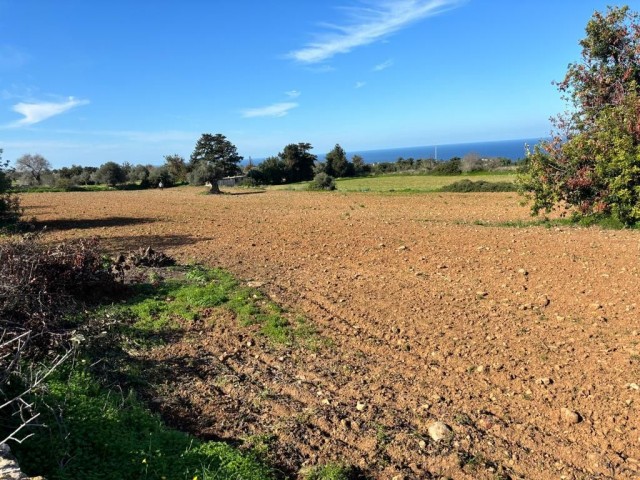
<box><xmin>189</xmin><ymin>133</ymin><xmax>243</xmax><ymax>193</ymax></box>
<box><xmin>163</xmin><ymin>154</ymin><xmax>187</xmax><ymax>183</ymax></box>
<box><xmin>440</xmin><ymin>179</ymin><xmax>517</xmax><ymax>192</ymax></box>
<box><xmin>279</xmin><ymin>142</ymin><xmax>317</xmax><ymax>182</ymax></box>
<box><xmin>95</xmin><ymin>162</ymin><xmax>127</xmax><ymax>187</ymax></box>
<box><xmin>519</xmin><ymin>6</ymin><xmax>640</xmax><ymax>225</ymax></box>
<box><xmin>252</xmin><ymin>156</ymin><xmax>287</xmax><ymax>185</ymax></box>
<box><xmin>351</xmin><ymin>155</ymin><xmax>371</xmax><ymax>176</ymax></box>
<box><xmin>325</xmin><ymin>144</ymin><xmax>354</xmax><ymax>178</ymax></box>
<box><xmin>148</xmin><ymin>165</ymin><xmax>174</xmax><ymax>188</ymax></box>
<box><xmin>0</xmin><ymin>149</ymin><xmax>21</xmax><ymax>226</ymax></box>
<box><xmin>309</xmin><ymin>172</ymin><xmax>336</xmax><ymax>191</ymax></box>
<box><xmin>431</xmin><ymin>158</ymin><xmax>462</xmax><ymax>175</ymax></box>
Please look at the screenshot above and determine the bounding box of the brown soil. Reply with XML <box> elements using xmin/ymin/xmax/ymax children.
<box><xmin>20</xmin><ymin>188</ymin><xmax>640</xmax><ymax>479</ymax></box>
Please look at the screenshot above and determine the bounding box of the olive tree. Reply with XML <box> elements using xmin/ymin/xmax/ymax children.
<box><xmin>519</xmin><ymin>6</ymin><xmax>640</xmax><ymax>225</ymax></box>
<box><xmin>15</xmin><ymin>154</ymin><xmax>51</xmax><ymax>186</ymax></box>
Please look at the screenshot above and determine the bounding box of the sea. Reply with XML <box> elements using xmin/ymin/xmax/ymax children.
<box><xmin>318</xmin><ymin>137</ymin><xmax>545</xmax><ymax>164</ymax></box>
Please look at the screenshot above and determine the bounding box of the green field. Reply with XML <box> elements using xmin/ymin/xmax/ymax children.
<box><xmin>268</xmin><ymin>173</ymin><xmax>517</xmax><ymax>193</ymax></box>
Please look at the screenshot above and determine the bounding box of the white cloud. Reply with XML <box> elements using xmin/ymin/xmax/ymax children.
<box><xmin>285</xmin><ymin>90</ymin><xmax>301</xmax><ymax>98</ymax></box>
<box><xmin>355</xmin><ymin>81</ymin><xmax>366</xmax><ymax>88</ymax></box>
<box><xmin>241</xmin><ymin>102</ymin><xmax>298</xmax><ymax>118</ymax></box>
<box><xmin>10</xmin><ymin>97</ymin><xmax>89</xmax><ymax>127</ymax></box>
<box><xmin>373</xmin><ymin>58</ymin><xmax>394</xmax><ymax>71</ymax></box>
<box><xmin>288</xmin><ymin>0</ymin><xmax>464</xmax><ymax>64</ymax></box>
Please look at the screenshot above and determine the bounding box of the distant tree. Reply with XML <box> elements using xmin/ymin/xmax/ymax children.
<box><xmin>0</xmin><ymin>150</ymin><xmax>11</xmax><ymax>193</ymax></box>
<box><xmin>189</xmin><ymin>133</ymin><xmax>243</xmax><ymax>194</ymax></box>
<box><xmin>351</xmin><ymin>155</ymin><xmax>370</xmax><ymax>176</ymax></box>
<box><xmin>519</xmin><ymin>6</ymin><xmax>640</xmax><ymax>225</ymax></box>
<box><xmin>254</xmin><ymin>156</ymin><xmax>286</xmax><ymax>185</ymax></box>
<box><xmin>128</xmin><ymin>164</ymin><xmax>151</xmax><ymax>185</ymax></box>
<box><xmin>15</xmin><ymin>154</ymin><xmax>51</xmax><ymax>185</ymax></box>
<box><xmin>149</xmin><ymin>165</ymin><xmax>175</xmax><ymax>188</ymax></box>
<box><xmin>461</xmin><ymin>152</ymin><xmax>483</xmax><ymax>172</ymax></box>
<box><xmin>279</xmin><ymin>142</ymin><xmax>317</xmax><ymax>183</ymax></box>
<box><xmin>325</xmin><ymin>144</ymin><xmax>354</xmax><ymax>178</ymax></box>
<box><xmin>96</xmin><ymin>162</ymin><xmax>127</xmax><ymax>187</ymax></box>
<box><xmin>164</xmin><ymin>154</ymin><xmax>187</xmax><ymax>183</ymax></box>
<box><xmin>0</xmin><ymin>149</ymin><xmax>20</xmax><ymax>225</ymax></box>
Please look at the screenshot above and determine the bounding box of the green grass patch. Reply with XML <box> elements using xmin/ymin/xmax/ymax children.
<box><xmin>302</xmin><ymin>462</ymin><xmax>356</xmax><ymax>480</ymax></box>
<box><xmin>11</xmin><ymin>368</ymin><xmax>274</xmax><ymax>480</ymax></box>
<box><xmin>106</xmin><ymin>265</ymin><xmax>309</xmax><ymax>346</ymax></box>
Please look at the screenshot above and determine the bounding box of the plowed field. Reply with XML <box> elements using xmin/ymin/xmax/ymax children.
<box><xmin>20</xmin><ymin>187</ymin><xmax>640</xmax><ymax>479</ymax></box>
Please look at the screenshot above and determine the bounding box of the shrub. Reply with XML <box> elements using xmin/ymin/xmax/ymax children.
<box><xmin>440</xmin><ymin>179</ymin><xmax>517</xmax><ymax>192</ymax></box>
<box><xmin>309</xmin><ymin>172</ymin><xmax>336</xmax><ymax>191</ymax></box>
<box><xmin>431</xmin><ymin>158</ymin><xmax>462</xmax><ymax>175</ymax></box>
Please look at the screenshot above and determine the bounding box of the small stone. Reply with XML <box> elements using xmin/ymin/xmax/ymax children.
<box><xmin>428</xmin><ymin>421</ymin><xmax>453</xmax><ymax>442</ymax></box>
<box><xmin>418</xmin><ymin>440</ymin><xmax>427</xmax><ymax>449</ymax></box>
<box><xmin>561</xmin><ymin>408</ymin><xmax>582</xmax><ymax>424</ymax></box>
<box><xmin>247</xmin><ymin>281</ymin><xmax>265</xmax><ymax>288</ymax></box>
<box><xmin>476</xmin><ymin>365</ymin><xmax>486</xmax><ymax>373</ymax></box>
<box><xmin>628</xmin><ymin>383</ymin><xmax>640</xmax><ymax>390</ymax></box>
<box><xmin>246</xmin><ymin>339</ymin><xmax>254</xmax><ymax>347</ymax></box>
<box><xmin>518</xmin><ymin>268</ymin><xmax>528</xmax><ymax>275</ymax></box>
<box><xmin>397</xmin><ymin>245</ymin><xmax>408</xmax><ymax>251</ymax></box>
<box><xmin>321</xmin><ymin>398</ymin><xmax>331</xmax><ymax>405</ymax></box>
<box><xmin>537</xmin><ymin>377</ymin><xmax>553</xmax><ymax>386</ymax></box>
<box><xmin>356</xmin><ymin>402</ymin><xmax>366</xmax><ymax>411</ymax></box>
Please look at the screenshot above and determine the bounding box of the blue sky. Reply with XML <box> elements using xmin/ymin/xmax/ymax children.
<box><xmin>0</xmin><ymin>0</ymin><xmax>633</xmax><ymax>168</ymax></box>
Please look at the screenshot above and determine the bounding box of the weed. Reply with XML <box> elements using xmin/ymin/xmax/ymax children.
<box><xmin>10</xmin><ymin>368</ymin><xmax>274</xmax><ymax>480</ymax></box>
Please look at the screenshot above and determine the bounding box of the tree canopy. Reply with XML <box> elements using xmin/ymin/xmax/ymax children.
<box><xmin>15</xmin><ymin>154</ymin><xmax>51</xmax><ymax>186</ymax></box>
<box><xmin>189</xmin><ymin>134</ymin><xmax>242</xmax><ymax>193</ymax></box>
<box><xmin>519</xmin><ymin>6</ymin><xmax>640</xmax><ymax>225</ymax></box>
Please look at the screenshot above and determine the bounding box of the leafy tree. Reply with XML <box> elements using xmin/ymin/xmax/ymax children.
<box><xmin>96</xmin><ymin>162</ymin><xmax>127</xmax><ymax>187</ymax></box>
<box><xmin>325</xmin><ymin>144</ymin><xmax>354</xmax><ymax>178</ymax></box>
<box><xmin>279</xmin><ymin>143</ymin><xmax>317</xmax><ymax>183</ymax></box>
<box><xmin>253</xmin><ymin>156</ymin><xmax>286</xmax><ymax>185</ymax></box>
<box><xmin>164</xmin><ymin>154</ymin><xmax>188</xmax><ymax>183</ymax></box>
<box><xmin>149</xmin><ymin>165</ymin><xmax>175</xmax><ymax>188</ymax></box>
<box><xmin>519</xmin><ymin>6</ymin><xmax>640</xmax><ymax>225</ymax></box>
<box><xmin>128</xmin><ymin>164</ymin><xmax>151</xmax><ymax>185</ymax></box>
<box><xmin>189</xmin><ymin>134</ymin><xmax>242</xmax><ymax>194</ymax></box>
<box><xmin>0</xmin><ymin>149</ymin><xmax>21</xmax><ymax>225</ymax></box>
<box><xmin>15</xmin><ymin>153</ymin><xmax>51</xmax><ymax>185</ymax></box>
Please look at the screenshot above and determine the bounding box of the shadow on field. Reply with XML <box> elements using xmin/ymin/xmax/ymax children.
<box><xmin>34</xmin><ymin>216</ymin><xmax>155</xmax><ymax>231</ymax></box>
<box><xmin>100</xmin><ymin>234</ymin><xmax>214</xmax><ymax>253</ymax></box>
<box><xmin>224</xmin><ymin>189</ymin><xmax>267</xmax><ymax>196</ymax></box>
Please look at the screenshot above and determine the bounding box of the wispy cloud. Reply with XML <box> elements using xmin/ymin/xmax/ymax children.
<box><xmin>355</xmin><ymin>81</ymin><xmax>366</xmax><ymax>89</ymax></box>
<box><xmin>288</xmin><ymin>0</ymin><xmax>464</xmax><ymax>64</ymax></box>
<box><xmin>9</xmin><ymin>97</ymin><xmax>89</xmax><ymax>127</ymax></box>
<box><xmin>242</xmin><ymin>102</ymin><xmax>298</xmax><ymax>118</ymax></box>
<box><xmin>373</xmin><ymin>58</ymin><xmax>394</xmax><ymax>71</ymax></box>
<box><xmin>285</xmin><ymin>90</ymin><xmax>301</xmax><ymax>98</ymax></box>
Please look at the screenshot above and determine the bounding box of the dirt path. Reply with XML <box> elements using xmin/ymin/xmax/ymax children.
<box><xmin>21</xmin><ymin>188</ymin><xmax>640</xmax><ymax>479</ymax></box>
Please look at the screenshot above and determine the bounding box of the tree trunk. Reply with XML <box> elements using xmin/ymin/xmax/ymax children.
<box><xmin>209</xmin><ymin>181</ymin><xmax>222</xmax><ymax>194</ymax></box>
